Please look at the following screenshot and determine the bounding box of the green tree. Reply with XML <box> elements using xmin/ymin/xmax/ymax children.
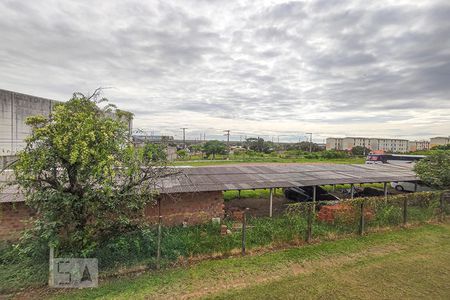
<box><xmin>351</xmin><ymin>146</ymin><xmax>370</xmax><ymax>156</ymax></box>
<box><xmin>245</xmin><ymin>137</ymin><xmax>273</xmax><ymax>153</ymax></box>
<box><xmin>10</xmin><ymin>90</ymin><xmax>172</xmax><ymax>255</ymax></box>
<box><xmin>143</xmin><ymin>143</ymin><xmax>167</xmax><ymax>162</ymax></box>
<box><xmin>203</xmin><ymin>140</ymin><xmax>227</xmax><ymax>159</ymax></box>
<box><xmin>414</xmin><ymin>151</ymin><xmax>450</xmax><ymax>189</ymax></box>
<box><xmin>320</xmin><ymin>150</ymin><xmax>349</xmax><ymax>159</ymax></box>
<box><xmin>292</xmin><ymin>141</ymin><xmax>322</xmax><ymax>152</ymax></box>
<box><xmin>431</xmin><ymin>144</ymin><xmax>450</xmax><ymax>151</ymax></box>
<box><xmin>177</xmin><ymin>149</ymin><xmax>188</xmax><ymax>159</ymax></box>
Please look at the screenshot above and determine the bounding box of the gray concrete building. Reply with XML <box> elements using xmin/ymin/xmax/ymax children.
<box><xmin>1</xmin><ymin>88</ymin><xmax>133</xmax><ymax>161</ymax></box>
<box><xmin>1</xmin><ymin>89</ymin><xmax>55</xmax><ymax>156</ymax></box>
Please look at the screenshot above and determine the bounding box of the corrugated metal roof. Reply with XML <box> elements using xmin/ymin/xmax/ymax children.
<box><xmin>1</xmin><ymin>163</ymin><xmax>419</xmax><ymax>201</ymax></box>
<box><xmin>157</xmin><ymin>163</ymin><xmax>418</xmax><ymax>193</ymax></box>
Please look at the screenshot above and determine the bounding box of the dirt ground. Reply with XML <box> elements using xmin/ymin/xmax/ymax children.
<box><xmin>224</xmin><ymin>197</ymin><xmax>295</xmax><ymax>218</ymax></box>
<box><xmin>224</xmin><ymin>186</ymin><xmax>406</xmax><ymax>220</ymax></box>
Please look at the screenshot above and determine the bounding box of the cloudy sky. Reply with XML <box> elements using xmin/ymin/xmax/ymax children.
<box><xmin>1</xmin><ymin>0</ymin><xmax>449</xmax><ymax>142</ymax></box>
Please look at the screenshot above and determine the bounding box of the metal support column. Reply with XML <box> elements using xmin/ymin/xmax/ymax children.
<box><xmin>269</xmin><ymin>188</ymin><xmax>273</xmax><ymax>218</ymax></box>
<box><xmin>313</xmin><ymin>185</ymin><xmax>317</xmax><ymax>211</ymax></box>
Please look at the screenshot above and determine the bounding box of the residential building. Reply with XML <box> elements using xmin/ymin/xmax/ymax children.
<box><xmin>326</xmin><ymin>137</ymin><xmax>409</xmax><ymax>153</ymax></box>
<box><xmin>408</xmin><ymin>141</ymin><xmax>430</xmax><ymax>152</ymax></box>
<box><xmin>326</xmin><ymin>138</ymin><xmax>343</xmax><ymax>151</ymax></box>
<box><xmin>430</xmin><ymin>137</ymin><xmax>450</xmax><ymax>148</ymax></box>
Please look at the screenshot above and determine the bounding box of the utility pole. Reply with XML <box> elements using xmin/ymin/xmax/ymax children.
<box><xmin>224</xmin><ymin>130</ymin><xmax>230</xmax><ymax>152</ymax></box>
<box><xmin>306</xmin><ymin>133</ymin><xmax>313</xmax><ymax>152</ymax></box>
<box><xmin>180</xmin><ymin>127</ymin><xmax>187</xmax><ymax>149</ymax></box>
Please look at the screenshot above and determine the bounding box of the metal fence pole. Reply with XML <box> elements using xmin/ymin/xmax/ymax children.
<box><xmin>269</xmin><ymin>188</ymin><xmax>273</xmax><ymax>218</ymax></box>
<box><xmin>48</xmin><ymin>246</ymin><xmax>54</xmax><ymax>287</ymax></box>
<box><xmin>384</xmin><ymin>182</ymin><xmax>388</xmax><ymax>202</ymax></box>
<box><xmin>306</xmin><ymin>203</ymin><xmax>313</xmax><ymax>243</ymax></box>
<box><xmin>350</xmin><ymin>183</ymin><xmax>354</xmax><ymax>200</ymax></box>
<box><xmin>313</xmin><ymin>185</ymin><xmax>317</xmax><ymax>211</ymax></box>
<box><xmin>242</xmin><ymin>209</ymin><xmax>247</xmax><ymax>255</ymax></box>
<box><xmin>359</xmin><ymin>200</ymin><xmax>365</xmax><ymax>236</ymax></box>
<box><xmin>403</xmin><ymin>198</ymin><xmax>408</xmax><ymax>226</ymax></box>
<box><xmin>156</xmin><ymin>215</ymin><xmax>162</xmax><ymax>270</ymax></box>
<box><xmin>440</xmin><ymin>192</ymin><xmax>446</xmax><ymax>222</ymax></box>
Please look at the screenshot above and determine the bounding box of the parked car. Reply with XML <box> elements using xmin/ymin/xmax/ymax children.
<box><xmin>284</xmin><ymin>187</ymin><xmax>311</xmax><ymax>202</ymax></box>
<box><xmin>390</xmin><ymin>181</ymin><xmax>432</xmax><ymax>192</ymax></box>
<box><xmin>284</xmin><ymin>186</ymin><xmax>340</xmax><ymax>203</ymax></box>
<box><xmin>342</xmin><ymin>186</ymin><xmax>386</xmax><ymax>197</ymax></box>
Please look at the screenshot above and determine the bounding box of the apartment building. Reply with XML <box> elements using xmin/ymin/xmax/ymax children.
<box><xmin>326</xmin><ymin>137</ymin><xmax>409</xmax><ymax>153</ymax></box>
<box><xmin>408</xmin><ymin>141</ymin><xmax>430</xmax><ymax>152</ymax></box>
<box><xmin>325</xmin><ymin>138</ymin><xmax>343</xmax><ymax>151</ymax></box>
<box><xmin>430</xmin><ymin>137</ymin><xmax>450</xmax><ymax>148</ymax></box>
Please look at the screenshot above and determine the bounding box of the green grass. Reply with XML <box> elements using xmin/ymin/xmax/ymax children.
<box><xmin>1</xmin><ymin>193</ymin><xmax>442</xmax><ymax>296</ymax></box>
<box><xmin>47</xmin><ymin>223</ymin><xmax>450</xmax><ymax>300</ymax></box>
<box><xmin>223</xmin><ymin>188</ymin><xmax>284</xmax><ymax>201</ymax></box>
<box><xmin>172</xmin><ymin>157</ymin><xmax>365</xmax><ymax>166</ymax></box>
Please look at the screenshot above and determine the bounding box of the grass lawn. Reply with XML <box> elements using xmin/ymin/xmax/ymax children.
<box><xmin>40</xmin><ymin>222</ymin><xmax>450</xmax><ymax>300</ymax></box>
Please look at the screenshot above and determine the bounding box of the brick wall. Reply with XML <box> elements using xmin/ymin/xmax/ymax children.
<box><xmin>144</xmin><ymin>191</ymin><xmax>224</xmax><ymax>226</ymax></box>
<box><xmin>0</xmin><ymin>191</ymin><xmax>225</xmax><ymax>240</ymax></box>
<box><xmin>0</xmin><ymin>202</ymin><xmax>34</xmax><ymax>240</ymax></box>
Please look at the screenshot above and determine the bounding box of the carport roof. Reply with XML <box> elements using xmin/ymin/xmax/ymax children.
<box><xmin>1</xmin><ymin>163</ymin><xmax>419</xmax><ymax>202</ymax></box>
<box><xmin>158</xmin><ymin>163</ymin><xmax>418</xmax><ymax>193</ymax></box>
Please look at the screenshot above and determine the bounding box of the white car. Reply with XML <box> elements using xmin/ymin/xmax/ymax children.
<box><xmin>390</xmin><ymin>181</ymin><xmax>432</xmax><ymax>192</ymax></box>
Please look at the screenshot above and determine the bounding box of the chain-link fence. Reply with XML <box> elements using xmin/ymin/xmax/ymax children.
<box><xmin>98</xmin><ymin>190</ymin><xmax>448</xmax><ymax>271</ymax></box>
<box><xmin>0</xmin><ymin>191</ymin><xmax>448</xmax><ymax>294</ymax></box>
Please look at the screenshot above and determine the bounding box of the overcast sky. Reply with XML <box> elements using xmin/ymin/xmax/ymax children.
<box><xmin>1</xmin><ymin>0</ymin><xmax>449</xmax><ymax>142</ymax></box>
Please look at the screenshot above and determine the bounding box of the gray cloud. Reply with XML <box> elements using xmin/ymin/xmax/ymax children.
<box><xmin>0</xmin><ymin>0</ymin><xmax>449</xmax><ymax>142</ymax></box>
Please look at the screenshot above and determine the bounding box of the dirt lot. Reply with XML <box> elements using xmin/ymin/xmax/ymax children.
<box><xmin>224</xmin><ymin>197</ymin><xmax>295</xmax><ymax>218</ymax></box>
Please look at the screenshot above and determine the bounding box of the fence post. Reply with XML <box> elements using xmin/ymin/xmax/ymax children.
<box><xmin>403</xmin><ymin>198</ymin><xmax>408</xmax><ymax>226</ymax></box>
<box><xmin>384</xmin><ymin>182</ymin><xmax>388</xmax><ymax>202</ymax></box>
<box><xmin>306</xmin><ymin>203</ymin><xmax>313</xmax><ymax>243</ymax></box>
<box><xmin>359</xmin><ymin>200</ymin><xmax>365</xmax><ymax>236</ymax></box>
<box><xmin>156</xmin><ymin>215</ymin><xmax>162</xmax><ymax>270</ymax></box>
<box><xmin>48</xmin><ymin>245</ymin><xmax>54</xmax><ymax>287</ymax></box>
<box><xmin>269</xmin><ymin>188</ymin><xmax>273</xmax><ymax>218</ymax></box>
<box><xmin>440</xmin><ymin>192</ymin><xmax>446</xmax><ymax>222</ymax></box>
<box><xmin>241</xmin><ymin>209</ymin><xmax>247</xmax><ymax>256</ymax></box>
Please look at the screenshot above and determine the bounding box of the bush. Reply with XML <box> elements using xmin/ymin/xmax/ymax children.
<box><xmin>320</xmin><ymin>150</ymin><xmax>349</xmax><ymax>159</ymax></box>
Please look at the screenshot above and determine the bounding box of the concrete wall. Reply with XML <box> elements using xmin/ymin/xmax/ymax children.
<box><xmin>0</xmin><ymin>89</ymin><xmax>55</xmax><ymax>156</ymax></box>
